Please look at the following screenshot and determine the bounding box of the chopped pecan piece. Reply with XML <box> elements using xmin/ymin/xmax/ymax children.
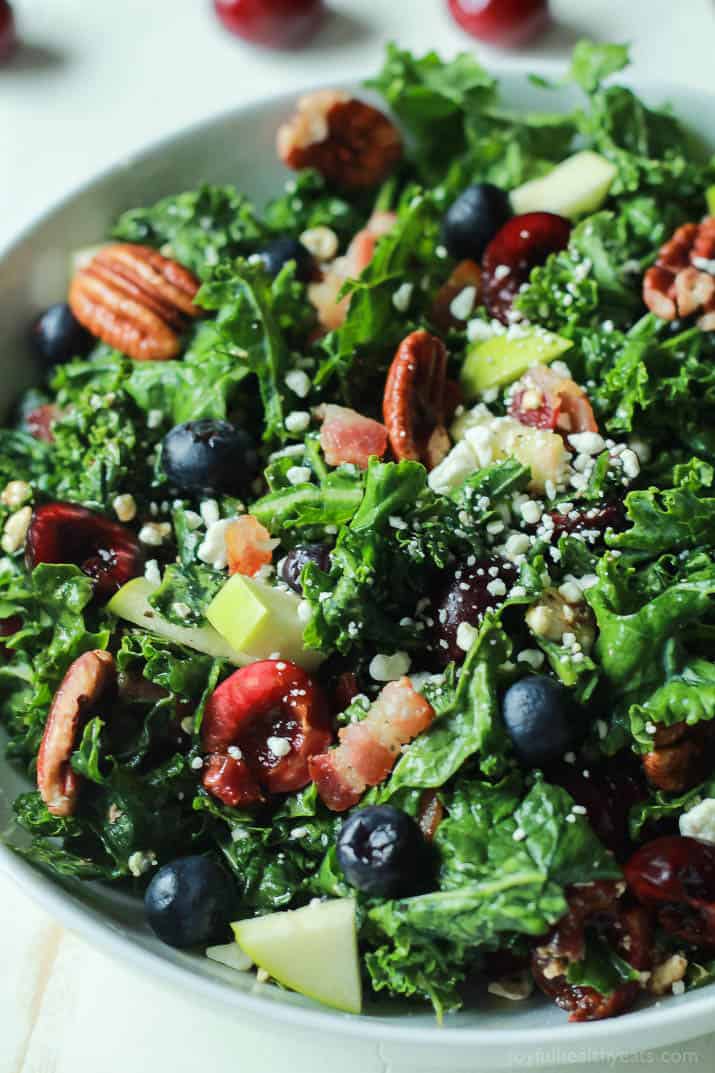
<box><xmin>277</xmin><ymin>90</ymin><xmax>402</xmax><ymax>189</ymax></box>
<box><xmin>642</xmin><ymin>720</ymin><xmax>715</xmax><ymax>792</ymax></box>
<box><xmin>642</xmin><ymin>217</ymin><xmax>715</xmax><ymax>330</ymax></box>
<box><xmin>68</xmin><ymin>243</ymin><xmax>201</xmax><ymax>361</ymax></box>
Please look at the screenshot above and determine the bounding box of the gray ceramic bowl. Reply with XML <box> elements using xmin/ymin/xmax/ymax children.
<box><xmin>1</xmin><ymin>74</ymin><xmax>714</xmax><ymax>1071</ymax></box>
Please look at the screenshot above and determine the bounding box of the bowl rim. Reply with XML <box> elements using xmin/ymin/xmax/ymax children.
<box><xmin>3</xmin><ymin>71</ymin><xmax>715</xmax><ymax>1053</ymax></box>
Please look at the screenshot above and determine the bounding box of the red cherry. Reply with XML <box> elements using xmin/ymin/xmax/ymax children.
<box><xmin>447</xmin><ymin>0</ymin><xmax>549</xmax><ymax>48</ymax></box>
<box><xmin>201</xmin><ymin>659</ymin><xmax>333</xmax><ymax>802</ymax></box>
<box><xmin>25</xmin><ymin>502</ymin><xmax>144</xmax><ymax>601</ymax></box>
<box><xmin>0</xmin><ymin>1</ymin><xmax>17</xmax><ymax>62</ymax></box>
<box><xmin>625</xmin><ymin>836</ymin><xmax>715</xmax><ymax>946</ymax></box>
<box><xmin>213</xmin><ymin>0</ymin><xmax>323</xmax><ymax>48</ymax></box>
<box><xmin>548</xmin><ymin>502</ymin><xmax>626</xmax><ymax>543</ymax></box>
<box><xmin>482</xmin><ymin>212</ymin><xmax>571</xmax><ymax>323</ymax></box>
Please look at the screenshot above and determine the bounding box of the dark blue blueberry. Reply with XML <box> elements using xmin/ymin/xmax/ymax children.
<box><xmin>501</xmin><ymin>675</ymin><xmax>586</xmax><ymax>766</ymax></box>
<box><xmin>280</xmin><ymin>543</ymin><xmax>331</xmax><ymax>593</ymax></box>
<box><xmin>30</xmin><ymin>303</ymin><xmax>93</xmax><ymax>365</ymax></box>
<box><xmin>441</xmin><ymin>183</ymin><xmax>512</xmax><ymax>261</ymax></box>
<box><xmin>259</xmin><ymin>237</ymin><xmax>314</xmax><ymax>282</ymax></box>
<box><xmin>144</xmin><ymin>855</ymin><xmax>235</xmax><ymax>948</ymax></box>
<box><xmin>161</xmin><ymin>419</ymin><xmax>259</xmax><ymax>495</ymax></box>
<box><xmin>336</xmin><ymin>805</ymin><xmax>427</xmax><ymax>898</ymax></box>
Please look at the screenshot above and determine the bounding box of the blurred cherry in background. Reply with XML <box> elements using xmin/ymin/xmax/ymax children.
<box><xmin>447</xmin><ymin>0</ymin><xmax>549</xmax><ymax>47</ymax></box>
<box><xmin>214</xmin><ymin>0</ymin><xmax>324</xmax><ymax>47</ymax></box>
<box><xmin>0</xmin><ymin>0</ymin><xmax>16</xmax><ymax>61</ymax></box>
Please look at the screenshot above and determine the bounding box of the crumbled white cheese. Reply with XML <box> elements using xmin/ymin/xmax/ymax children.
<box><xmin>138</xmin><ymin>522</ymin><xmax>171</xmax><ymax>547</ymax></box>
<box><xmin>517</xmin><ymin>649</ymin><xmax>544</xmax><ymax>670</ymax></box>
<box><xmin>144</xmin><ymin>559</ymin><xmax>161</xmax><ymax>585</ymax></box>
<box><xmin>183</xmin><ymin>510</ymin><xmax>203</xmax><ymax>531</ymax></box>
<box><xmin>146</xmin><ymin>409</ymin><xmax>164</xmax><ymax>429</ymax></box>
<box><xmin>392</xmin><ymin>282</ymin><xmax>414</xmax><ymax>313</ymax></box>
<box><xmin>1</xmin><ymin>506</ymin><xmax>31</xmax><ymax>554</ymax></box>
<box><xmin>679</xmin><ymin>798</ymin><xmax>715</xmax><ymax>844</ymax></box>
<box><xmin>568</xmin><ymin>431</ymin><xmax>605</xmax><ymax>456</ymax></box>
<box><xmin>456</xmin><ymin>621</ymin><xmax>478</xmax><ymax>652</ymax></box>
<box><xmin>128</xmin><ymin>850</ymin><xmax>157</xmax><ymax>877</ymax></box>
<box><xmin>266</xmin><ymin>736</ymin><xmax>291</xmax><ymax>758</ymax></box>
<box><xmin>520</xmin><ymin>499</ymin><xmax>542</xmax><ymax>526</ymax></box>
<box><xmin>297</xmin><ymin>600</ymin><xmax>312</xmax><ymax>623</ymax></box>
<box><xmin>285</xmin><ymin>369</ymin><xmax>311</xmax><ymax>399</ymax></box>
<box><xmin>200</xmin><ymin>499</ymin><xmax>220</xmax><ymax>527</ymax></box>
<box><xmin>558</xmin><ymin>580</ymin><xmax>583</xmax><ymax>605</ymax></box>
<box><xmin>299</xmin><ymin>225</ymin><xmax>338</xmax><ymax>262</ymax></box>
<box><xmin>486</xmin><ymin>578</ymin><xmax>507</xmax><ymax>597</ymax></box>
<box><xmin>449</xmin><ymin>285</ymin><xmax>477</xmax><ymax>322</ymax></box>
<box><xmin>113</xmin><ymin>493</ymin><xmax>137</xmax><ymax>523</ymax></box>
<box><xmin>620</xmin><ymin>448</ymin><xmax>640</xmax><ymax>479</ymax></box>
<box><xmin>284</xmin><ymin>410</ymin><xmax>311</xmax><ymax>433</ymax></box>
<box><xmin>369</xmin><ymin>651</ymin><xmax>411</xmax><ymax>681</ymax></box>
<box><xmin>190</xmin><ymin>756</ymin><xmax>204</xmax><ymax>770</ymax></box>
<box><xmin>428</xmin><ymin>440</ymin><xmax>477</xmax><ymax>494</ymax></box>
<box><xmin>286</xmin><ymin>465</ymin><xmax>312</xmax><ymax>486</ymax></box>
<box><xmin>504</xmin><ymin>533</ymin><xmax>530</xmax><ymax>560</ymax></box>
<box><xmin>197</xmin><ymin>518</ymin><xmax>233</xmax><ymax>570</ymax></box>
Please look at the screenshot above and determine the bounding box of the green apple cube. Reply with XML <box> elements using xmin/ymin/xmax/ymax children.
<box><xmin>707</xmin><ymin>185</ymin><xmax>715</xmax><ymax>215</ymax></box>
<box><xmin>232</xmin><ymin>898</ymin><xmax>362</xmax><ymax>1014</ymax></box>
<box><xmin>206</xmin><ymin>573</ymin><xmax>323</xmax><ymax>671</ymax></box>
<box><xmin>108</xmin><ymin>578</ymin><xmax>250</xmax><ymax>665</ymax></box>
<box><xmin>460</xmin><ymin>327</ymin><xmax>572</xmax><ymax>400</ymax></box>
<box><xmin>510</xmin><ymin>151</ymin><xmax>617</xmax><ymax>220</ymax></box>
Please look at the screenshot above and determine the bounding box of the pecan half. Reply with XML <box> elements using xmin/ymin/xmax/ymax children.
<box><xmin>277</xmin><ymin>90</ymin><xmax>402</xmax><ymax>189</ymax></box>
<box><xmin>643</xmin><ymin>217</ymin><xmax>715</xmax><ymax>330</ymax></box>
<box><xmin>37</xmin><ymin>650</ymin><xmax>116</xmax><ymax>816</ymax></box>
<box><xmin>68</xmin><ymin>243</ymin><xmax>201</xmax><ymax>361</ymax></box>
<box><xmin>383</xmin><ymin>329</ymin><xmax>455</xmax><ymax>470</ymax></box>
<box><xmin>642</xmin><ymin>720</ymin><xmax>715</xmax><ymax>792</ymax></box>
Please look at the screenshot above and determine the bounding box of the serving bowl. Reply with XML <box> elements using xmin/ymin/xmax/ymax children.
<box><xmin>2</xmin><ymin>74</ymin><xmax>715</xmax><ymax>1070</ymax></box>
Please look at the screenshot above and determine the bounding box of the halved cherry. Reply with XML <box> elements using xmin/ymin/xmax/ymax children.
<box><xmin>201</xmin><ymin>659</ymin><xmax>332</xmax><ymax>802</ymax></box>
<box><xmin>548</xmin><ymin>501</ymin><xmax>626</xmax><ymax>543</ymax></box>
<box><xmin>482</xmin><ymin>212</ymin><xmax>571</xmax><ymax>323</ymax></box>
<box><xmin>625</xmin><ymin>835</ymin><xmax>715</xmax><ymax>946</ymax></box>
<box><xmin>202</xmin><ymin>753</ymin><xmax>264</xmax><ymax>808</ymax></box>
<box><xmin>26</xmin><ymin>502</ymin><xmax>144</xmax><ymax>600</ymax></box>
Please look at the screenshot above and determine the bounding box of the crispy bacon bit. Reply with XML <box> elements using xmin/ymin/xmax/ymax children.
<box><xmin>309</xmin><ymin>677</ymin><xmax>435</xmax><ymax>811</ymax></box>
<box><xmin>319</xmin><ymin>403</ymin><xmax>388</xmax><ymax>469</ymax></box>
<box><xmin>225</xmin><ymin>515</ymin><xmax>278</xmax><ymax>577</ymax></box>
<box><xmin>26</xmin><ymin>403</ymin><xmax>61</xmax><ymax>443</ymax></box>
<box><xmin>509</xmin><ymin>364</ymin><xmax>598</xmax><ymax>436</ymax></box>
<box><xmin>308</xmin><ymin>211</ymin><xmax>397</xmax><ymax>330</ymax></box>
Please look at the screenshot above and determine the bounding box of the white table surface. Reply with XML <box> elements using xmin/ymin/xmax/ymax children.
<box><xmin>3</xmin><ymin>1</ymin><xmax>715</xmax><ymax>1070</ymax></box>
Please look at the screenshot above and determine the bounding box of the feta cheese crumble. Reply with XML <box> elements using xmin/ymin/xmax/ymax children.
<box><xmin>369</xmin><ymin>651</ymin><xmax>411</xmax><ymax>681</ymax></box>
<box><xmin>679</xmin><ymin>798</ymin><xmax>715</xmax><ymax>844</ymax></box>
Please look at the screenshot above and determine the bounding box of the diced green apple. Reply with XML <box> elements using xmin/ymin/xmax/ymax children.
<box><xmin>510</xmin><ymin>151</ymin><xmax>617</xmax><ymax>220</ymax></box>
<box><xmin>206</xmin><ymin>573</ymin><xmax>323</xmax><ymax>671</ymax></box>
<box><xmin>107</xmin><ymin>577</ymin><xmax>250</xmax><ymax>665</ymax></box>
<box><xmin>707</xmin><ymin>185</ymin><xmax>715</xmax><ymax>215</ymax></box>
<box><xmin>232</xmin><ymin>898</ymin><xmax>362</xmax><ymax>1014</ymax></box>
<box><xmin>460</xmin><ymin>327</ymin><xmax>572</xmax><ymax>399</ymax></box>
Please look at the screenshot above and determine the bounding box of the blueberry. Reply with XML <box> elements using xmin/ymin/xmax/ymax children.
<box><xmin>259</xmin><ymin>238</ymin><xmax>314</xmax><ymax>282</ymax></box>
<box><xmin>501</xmin><ymin>675</ymin><xmax>586</xmax><ymax>766</ymax></box>
<box><xmin>336</xmin><ymin>805</ymin><xmax>428</xmax><ymax>898</ymax></box>
<box><xmin>441</xmin><ymin>183</ymin><xmax>512</xmax><ymax>262</ymax></box>
<box><xmin>161</xmin><ymin>419</ymin><xmax>259</xmax><ymax>495</ymax></box>
<box><xmin>30</xmin><ymin>302</ymin><xmax>93</xmax><ymax>365</ymax></box>
<box><xmin>144</xmin><ymin>855</ymin><xmax>235</xmax><ymax>948</ymax></box>
<box><xmin>280</xmin><ymin>543</ymin><xmax>331</xmax><ymax>593</ymax></box>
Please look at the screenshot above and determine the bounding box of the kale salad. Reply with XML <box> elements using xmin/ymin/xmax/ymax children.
<box><xmin>4</xmin><ymin>40</ymin><xmax>715</xmax><ymax>1022</ymax></box>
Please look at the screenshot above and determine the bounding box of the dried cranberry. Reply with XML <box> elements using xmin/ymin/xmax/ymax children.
<box><xmin>548</xmin><ymin>502</ymin><xmax>626</xmax><ymax>543</ymax></box>
<box><xmin>625</xmin><ymin>836</ymin><xmax>715</xmax><ymax>945</ymax></box>
<box><xmin>25</xmin><ymin>404</ymin><xmax>61</xmax><ymax>444</ymax></box>
<box><xmin>25</xmin><ymin>502</ymin><xmax>144</xmax><ymax>600</ymax></box>
<box><xmin>548</xmin><ymin>757</ymin><xmax>647</xmax><ymax>862</ymax></box>
<box><xmin>532</xmin><ymin>880</ymin><xmax>652</xmax><ymax>1022</ymax></box>
<box><xmin>431</xmin><ymin>558</ymin><xmax>518</xmax><ymax>665</ymax></box>
<box><xmin>482</xmin><ymin>212</ymin><xmax>571</xmax><ymax>323</ymax></box>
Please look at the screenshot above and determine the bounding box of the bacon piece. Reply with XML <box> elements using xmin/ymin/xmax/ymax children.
<box><xmin>509</xmin><ymin>364</ymin><xmax>598</xmax><ymax>436</ymax></box>
<box><xmin>225</xmin><ymin>515</ymin><xmax>278</xmax><ymax>577</ymax></box>
<box><xmin>319</xmin><ymin>403</ymin><xmax>388</xmax><ymax>469</ymax></box>
<box><xmin>309</xmin><ymin>677</ymin><xmax>435</xmax><ymax>811</ymax></box>
<box><xmin>308</xmin><ymin>211</ymin><xmax>397</xmax><ymax>330</ymax></box>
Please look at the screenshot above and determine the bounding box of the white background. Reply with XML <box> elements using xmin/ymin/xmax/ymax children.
<box><xmin>2</xmin><ymin>1</ymin><xmax>715</xmax><ymax>1070</ymax></box>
